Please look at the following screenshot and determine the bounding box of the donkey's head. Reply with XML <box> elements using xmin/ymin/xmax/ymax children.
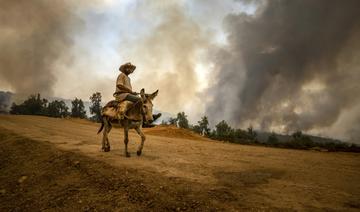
<box><xmin>140</xmin><ymin>88</ymin><xmax>158</xmax><ymax>122</ymax></box>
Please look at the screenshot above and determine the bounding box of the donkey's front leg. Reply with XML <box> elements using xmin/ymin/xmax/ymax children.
<box><xmin>123</xmin><ymin>126</ymin><xmax>131</xmax><ymax>157</ymax></box>
<box><xmin>135</xmin><ymin>126</ymin><xmax>146</xmax><ymax>156</ymax></box>
<box><xmin>102</xmin><ymin>117</ymin><xmax>111</xmax><ymax>152</ymax></box>
<box><xmin>101</xmin><ymin>131</ymin><xmax>107</xmax><ymax>152</ymax></box>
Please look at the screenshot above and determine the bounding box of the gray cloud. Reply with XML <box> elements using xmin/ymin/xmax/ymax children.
<box><xmin>0</xmin><ymin>91</ymin><xmax>12</xmax><ymax>112</ymax></box>
<box><xmin>206</xmin><ymin>0</ymin><xmax>360</xmax><ymax>140</ymax></box>
<box><xmin>0</xmin><ymin>0</ymin><xmax>84</xmax><ymax>97</ymax></box>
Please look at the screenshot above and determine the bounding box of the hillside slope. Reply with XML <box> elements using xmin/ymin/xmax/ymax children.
<box><xmin>143</xmin><ymin>125</ymin><xmax>208</xmax><ymax>140</ymax></box>
<box><xmin>0</xmin><ymin>115</ymin><xmax>359</xmax><ymax>211</ymax></box>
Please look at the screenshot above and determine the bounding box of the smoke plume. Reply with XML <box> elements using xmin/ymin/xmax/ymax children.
<box><xmin>0</xmin><ymin>91</ymin><xmax>12</xmax><ymax>113</ymax></box>
<box><xmin>121</xmin><ymin>1</ymin><xmax>209</xmax><ymax>113</ymax></box>
<box><xmin>0</xmin><ymin>0</ymin><xmax>83</xmax><ymax>97</ymax></box>
<box><xmin>206</xmin><ymin>0</ymin><xmax>360</xmax><ymax>140</ymax></box>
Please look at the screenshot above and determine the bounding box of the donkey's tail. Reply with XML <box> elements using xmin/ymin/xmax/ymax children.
<box><xmin>97</xmin><ymin>117</ymin><xmax>104</xmax><ymax>134</ymax></box>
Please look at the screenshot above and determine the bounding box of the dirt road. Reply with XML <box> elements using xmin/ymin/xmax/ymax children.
<box><xmin>0</xmin><ymin>115</ymin><xmax>359</xmax><ymax>211</ymax></box>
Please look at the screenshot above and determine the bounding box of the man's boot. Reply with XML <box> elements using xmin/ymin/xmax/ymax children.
<box><xmin>142</xmin><ymin>113</ymin><xmax>161</xmax><ymax>128</ymax></box>
<box><xmin>153</xmin><ymin>113</ymin><xmax>162</xmax><ymax>122</ymax></box>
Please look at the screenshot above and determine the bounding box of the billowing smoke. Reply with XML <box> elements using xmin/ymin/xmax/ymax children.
<box><xmin>121</xmin><ymin>1</ymin><xmax>209</xmax><ymax>113</ymax></box>
<box><xmin>206</xmin><ymin>0</ymin><xmax>360</xmax><ymax>140</ymax></box>
<box><xmin>0</xmin><ymin>0</ymin><xmax>84</xmax><ymax>97</ymax></box>
<box><xmin>0</xmin><ymin>91</ymin><xmax>12</xmax><ymax>113</ymax></box>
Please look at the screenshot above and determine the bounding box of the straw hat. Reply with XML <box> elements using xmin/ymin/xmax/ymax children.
<box><xmin>119</xmin><ymin>62</ymin><xmax>136</xmax><ymax>74</ymax></box>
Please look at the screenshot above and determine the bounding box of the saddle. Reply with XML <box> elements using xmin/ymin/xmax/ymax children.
<box><xmin>102</xmin><ymin>100</ymin><xmax>142</xmax><ymax>121</ymax></box>
<box><xmin>104</xmin><ymin>100</ymin><xmax>128</xmax><ymax>109</ymax></box>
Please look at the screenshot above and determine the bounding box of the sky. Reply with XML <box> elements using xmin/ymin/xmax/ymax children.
<box><xmin>0</xmin><ymin>0</ymin><xmax>255</xmax><ymax>120</ymax></box>
<box><xmin>1</xmin><ymin>0</ymin><xmax>359</xmax><ymax>142</ymax></box>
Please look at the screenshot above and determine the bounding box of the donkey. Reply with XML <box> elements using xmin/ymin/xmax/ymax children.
<box><xmin>97</xmin><ymin>88</ymin><xmax>158</xmax><ymax>157</ymax></box>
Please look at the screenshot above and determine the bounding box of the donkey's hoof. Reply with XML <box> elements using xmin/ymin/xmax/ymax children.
<box><xmin>136</xmin><ymin>150</ymin><xmax>142</xmax><ymax>156</ymax></box>
<box><xmin>125</xmin><ymin>152</ymin><xmax>131</xmax><ymax>157</ymax></box>
<box><xmin>103</xmin><ymin>146</ymin><xmax>110</xmax><ymax>152</ymax></box>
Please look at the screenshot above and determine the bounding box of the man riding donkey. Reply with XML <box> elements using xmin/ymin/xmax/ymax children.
<box><xmin>97</xmin><ymin>62</ymin><xmax>161</xmax><ymax>156</ymax></box>
<box><xmin>113</xmin><ymin>62</ymin><xmax>161</xmax><ymax>127</ymax></box>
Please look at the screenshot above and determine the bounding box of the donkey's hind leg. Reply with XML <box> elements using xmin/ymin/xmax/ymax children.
<box><xmin>123</xmin><ymin>124</ymin><xmax>131</xmax><ymax>157</ymax></box>
<box><xmin>102</xmin><ymin>117</ymin><xmax>111</xmax><ymax>152</ymax></box>
<box><xmin>135</xmin><ymin>126</ymin><xmax>146</xmax><ymax>156</ymax></box>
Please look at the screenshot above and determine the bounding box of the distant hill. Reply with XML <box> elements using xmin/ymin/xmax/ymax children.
<box><xmin>143</xmin><ymin>125</ymin><xmax>208</xmax><ymax>140</ymax></box>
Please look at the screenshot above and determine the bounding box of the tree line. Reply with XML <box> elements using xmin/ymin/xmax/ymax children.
<box><xmin>10</xmin><ymin>93</ymin><xmax>102</xmax><ymax>122</ymax></box>
<box><xmin>163</xmin><ymin>112</ymin><xmax>360</xmax><ymax>153</ymax></box>
<box><xmin>8</xmin><ymin>94</ymin><xmax>359</xmax><ymax>152</ymax></box>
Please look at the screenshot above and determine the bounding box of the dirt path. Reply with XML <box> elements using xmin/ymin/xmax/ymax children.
<box><xmin>0</xmin><ymin>115</ymin><xmax>359</xmax><ymax>211</ymax></box>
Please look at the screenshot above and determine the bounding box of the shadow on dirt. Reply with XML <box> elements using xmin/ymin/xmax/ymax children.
<box><xmin>209</xmin><ymin>168</ymin><xmax>286</xmax><ymax>209</ymax></box>
<box><xmin>215</xmin><ymin>169</ymin><xmax>285</xmax><ymax>189</ymax></box>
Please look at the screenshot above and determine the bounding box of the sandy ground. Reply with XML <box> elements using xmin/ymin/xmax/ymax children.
<box><xmin>0</xmin><ymin>115</ymin><xmax>359</xmax><ymax>211</ymax></box>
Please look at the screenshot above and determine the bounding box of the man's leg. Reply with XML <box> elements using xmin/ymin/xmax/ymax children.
<box><xmin>124</xmin><ymin>93</ymin><xmax>141</xmax><ymax>102</ymax></box>
<box><xmin>114</xmin><ymin>95</ymin><xmax>125</xmax><ymax>120</ymax></box>
<box><xmin>124</xmin><ymin>94</ymin><xmax>147</xmax><ymax>122</ymax></box>
<box><xmin>125</xmin><ymin>94</ymin><xmax>162</xmax><ymax>127</ymax></box>
<box><xmin>114</xmin><ymin>93</ymin><xmax>141</xmax><ymax>120</ymax></box>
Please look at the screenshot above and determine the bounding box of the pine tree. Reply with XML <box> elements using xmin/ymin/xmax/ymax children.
<box><xmin>198</xmin><ymin>116</ymin><xmax>210</xmax><ymax>136</ymax></box>
<box><xmin>71</xmin><ymin>98</ymin><xmax>86</xmax><ymax>118</ymax></box>
<box><xmin>89</xmin><ymin>92</ymin><xmax>102</xmax><ymax>122</ymax></box>
<box><xmin>47</xmin><ymin>100</ymin><xmax>69</xmax><ymax>118</ymax></box>
<box><xmin>177</xmin><ymin>112</ymin><xmax>189</xmax><ymax>129</ymax></box>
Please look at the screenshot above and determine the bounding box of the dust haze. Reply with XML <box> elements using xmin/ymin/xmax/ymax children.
<box><xmin>206</xmin><ymin>0</ymin><xmax>360</xmax><ymax>141</ymax></box>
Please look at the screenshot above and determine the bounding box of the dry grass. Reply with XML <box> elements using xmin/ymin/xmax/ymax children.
<box><xmin>0</xmin><ymin>115</ymin><xmax>359</xmax><ymax>211</ymax></box>
<box><xmin>143</xmin><ymin>125</ymin><xmax>208</xmax><ymax>140</ymax></box>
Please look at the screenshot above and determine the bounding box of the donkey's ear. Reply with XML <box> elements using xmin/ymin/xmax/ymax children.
<box><xmin>140</xmin><ymin>88</ymin><xmax>145</xmax><ymax>100</ymax></box>
<box><xmin>149</xmin><ymin>90</ymin><xmax>159</xmax><ymax>100</ymax></box>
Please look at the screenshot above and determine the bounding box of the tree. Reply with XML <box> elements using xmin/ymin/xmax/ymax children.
<box><xmin>292</xmin><ymin>131</ymin><xmax>303</xmax><ymax>140</ymax></box>
<box><xmin>192</xmin><ymin>124</ymin><xmax>202</xmax><ymax>134</ymax></box>
<box><xmin>198</xmin><ymin>116</ymin><xmax>210</xmax><ymax>136</ymax></box>
<box><xmin>47</xmin><ymin>100</ymin><xmax>69</xmax><ymax>118</ymax></box>
<box><xmin>267</xmin><ymin>132</ymin><xmax>279</xmax><ymax>145</ymax></box>
<box><xmin>215</xmin><ymin>120</ymin><xmax>232</xmax><ymax>139</ymax></box>
<box><xmin>10</xmin><ymin>93</ymin><xmax>47</xmax><ymax>115</ymax></box>
<box><xmin>89</xmin><ymin>92</ymin><xmax>102</xmax><ymax>122</ymax></box>
<box><xmin>247</xmin><ymin>125</ymin><xmax>257</xmax><ymax>141</ymax></box>
<box><xmin>177</xmin><ymin>112</ymin><xmax>189</xmax><ymax>129</ymax></box>
<box><xmin>168</xmin><ymin>117</ymin><xmax>178</xmax><ymax>125</ymax></box>
<box><xmin>71</xmin><ymin>98</ymin><xmax>86</xmax><ymax>118</ymax></box>
<box><xmin>233</xmin><ymin>128</ymin><xmax>249</xmax><ymax>141</ymax></box>
<box><xmin>9</xmin><ymin>103</ymin><xmax>20</xmax><ymax>114</ymax></box>
<box><xmin>161</xmin><ymin>120</ymin><xmax>169</xmax><ymax>125</ymax></box>
<box><xmin>291</xmin><ymin>130</ymin><xmax>313</xmax><ymax>149</ymax></box>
